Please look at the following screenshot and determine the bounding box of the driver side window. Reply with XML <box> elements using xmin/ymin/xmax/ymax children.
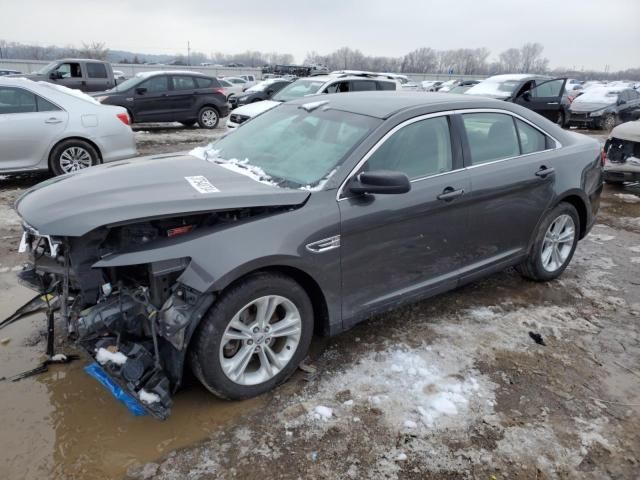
<box><xmin>325</xmin><ymin>81</ymin><xmax>350</xmax><ymax>94</ymax></box>
<box><xmin>366</xmin><ymin>116</ymin><xmax>453</xmax><ymax>180</ymax></box>
<box><xmin>531</xmin><ymin>79</ymin><xmax>564</xmax><ymax>98</ymax></box>
<box><xmin>55</xmin><ymin>62</ymin><xmax>82</xmax><ymax>78</ymax></box>
<box><xmin>140</xmin><ymin>76</ymin><xmax>169</xmax><ymax>93</ymax></box>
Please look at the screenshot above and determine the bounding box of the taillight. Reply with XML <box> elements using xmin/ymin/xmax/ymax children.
<box><xmin>600</xmin><ymin>148</ymin><xmax>607</xmax><ymax>166</ymax></box>
<box><xmin>167</xmin><ymin>225</ymin><xmax>194</xmax><ymax>238</ymax></box>
<box><xmin>567</xmin><ymin>95</ymin><xmax>574</xmax><ymax>104</ymax></box>
<box><xmin>213</xmin><ymin>87</ymin><xmax>225</xmax><ymax>95</ymax></box>
<box><xmin>116</xmin><ymin>112</ymin><xmax>130</xmax><ymax>126</ymax></box>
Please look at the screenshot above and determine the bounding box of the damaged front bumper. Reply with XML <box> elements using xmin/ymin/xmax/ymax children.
<box><xmin>15</xmin><ymin>225</ymin><xmax>215</xmax><ymax>419</ymax></box>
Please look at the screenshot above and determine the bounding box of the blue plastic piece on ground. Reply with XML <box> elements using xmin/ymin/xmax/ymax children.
<box><xmin>84</xmin><ymin>362</ymin><xmax>147</xmax><ymax>416</ymax></box>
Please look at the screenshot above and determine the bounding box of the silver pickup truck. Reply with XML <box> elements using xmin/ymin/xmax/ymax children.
<box><xmin>9</xmin><ymin>58</ymin><xmax>116</xmax><ymax>92</ymax></box>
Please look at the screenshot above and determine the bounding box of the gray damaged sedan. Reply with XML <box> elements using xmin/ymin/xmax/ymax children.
<box><xmin>14</xmin><ymin>92</ymin><xmax>603</xmax><ymax>418</ymax></box>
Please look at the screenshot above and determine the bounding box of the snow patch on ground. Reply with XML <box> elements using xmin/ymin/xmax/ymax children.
<box><xmin>139</xmin><ymin>389</ymin><xmax>161</xmax><ymax>404</ymax></box>
<box><xmin>95</xmin><ymin>348</ymin><xmax>127</xmax><ymax>366</ymax></box>
<box><xmin>613</xmin><ymin>193</ymin><xmax>640</xmax><ymax>203</ymax></box>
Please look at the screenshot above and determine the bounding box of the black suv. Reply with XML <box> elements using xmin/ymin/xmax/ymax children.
<box><xmin>93</xmin><ymin>72</ymin><xmax>229</xmax><ymax>128</ymax></box>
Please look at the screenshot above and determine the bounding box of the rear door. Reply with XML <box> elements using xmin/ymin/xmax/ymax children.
<box><xmin>169</xmin><ymin>75</ymin><xmax>198</xmax><ymax>120</ymax></box>
<box><xmin>132</xmin><ymin>75</ymin><xmax>172</xmax><ymax>122</ymax></box>
<box><xmin>459</xmin><ymin>110</ymin><xmax>557</xmax><ymax>279</ymax></box>
<box><xmin>515</xmin><ymin>78</ymin><xmax>567</xmax><ymax>123</ymax></box>
<box><xmin>0</xmin><ymin>86</ymin><xmax>68</xmax><ymax>170</ymax></box>
<box><xmin>84</xmin><ymin>62</ymin><xmax>112</xmax><ymax>92</ymax></box>
<box><xmin>339</xmin><ymin>114</ymin><xmax>472</xmax><ymax>324</ymax></box>
<box><xmin>349</xmin><ymin>79</ymin><xmax>377</xmax><ymax>92</ymax></box>
<box><xmin>618</xmin><ymin>90</ymin><xmax>640</xmax><ymax>122</ymax></box>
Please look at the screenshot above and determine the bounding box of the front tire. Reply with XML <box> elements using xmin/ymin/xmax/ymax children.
<box><xmin>517</xmin><ymin>203</ymin><xmax>580</xmax><ymax>282</ymax></box>
<box><xmin>197</xmin><ymin>106</ymin><xmax>220</xmax><ymax>129</ymax></box>
<box><xmin>190</xmin><ymin>272</ymin><xmax>314</xmax><ymax>400</ymax></box>
<box><xmin>49</xmin><ymin>139</ymin><xmax>100</xmax><ymax>176</ymax></box>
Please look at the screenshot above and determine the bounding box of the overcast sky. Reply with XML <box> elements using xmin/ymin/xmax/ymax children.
<box><xmin>1</xmin><ymin>0</ymin><xmax>638</xmax><ymax>71</ymax></box>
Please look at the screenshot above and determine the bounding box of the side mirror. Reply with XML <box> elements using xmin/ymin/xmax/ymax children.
<box><xmin>49</xmin><ymin>71</ymin><xmax>63</xmax><ymax>80</ymax></box>
<box><xmin>349</xmin><ymin>170</ymin><xmax>411</xmax><ymax>195</ymax></box>
<box><xmin>266</xmin><ymin>89</ymin><xmax>275</xmax><ymax>96</ymax></box>
<box><xmin>617</xmin><ymin>99</ymin><xmax>626</xmax><ymax>106</ymax></box>
<box><xmin>135</xmin><ymin>87</ymin><xmax>147</xmax><ymax>95</ymax></box>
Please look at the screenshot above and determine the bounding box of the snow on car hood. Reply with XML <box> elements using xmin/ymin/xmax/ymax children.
<box><xmin>610</xmin><ymin>120</ymin><xmax>640</xmax><ymax>143</ymax></box>
<box><xmin>232</xmin><ymin>100</ymin><xmax>281</xmax><ymax>118</ymax></box>
<box><xmin>15</xmin><ymin>154</ymin><xmax>309</xmax><ymax>237</ymax></box>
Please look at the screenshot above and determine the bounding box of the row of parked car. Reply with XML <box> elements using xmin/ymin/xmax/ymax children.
<box><xmin>2</xmin><ymin>63</ymin><xmax>640</xmax><ymax>179</ymax></box>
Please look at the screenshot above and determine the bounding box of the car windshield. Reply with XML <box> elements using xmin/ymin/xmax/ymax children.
<box><xmin>194</xmin><ymin>104</ymin><xmax>379</xmax><ymax>188</ymax></box>
<box><xmin>34</xmin><ymin>62</ymin><xmax>59</xmax><ymax>75</ymax></box>
<box><xmin>465</xmin><ymin>78</ymin><xmax>522</xmax><ymax>98</ymax></box>
<box><xmin>107</xmin><ymin>76</ymin><xmax>144</xmax><ymax>92</ymax></box>
<box><xmin>573</xmin><ymin>88</ymin><xmax>621</xmax><ymax>104</ymax></box>
<box><xmin>272</xmin><ymin>79</ymin><xmax>326</xmax><ymax>102</ymax></box>
<box><xmin>245</xmin><ymin>81</ymin><xmax>272</xmax><ymax>93</ymax></box>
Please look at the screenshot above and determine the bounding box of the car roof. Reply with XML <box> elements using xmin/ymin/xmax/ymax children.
<box><xmin>296</xmin><ymin>74</ymin><xmax>396</xmax><ymax>84</ymax></box>
<box><xmin>285</xmin><ymin>91</ymin><xmax>502</xmax><ymax>119</ymax></box>
<box><xmin>484</xmin><ymin>74</ymin><xmax>548</xmax><ymax>81</ymax></box>
<box><xmin>135</xmin><ymin>70</ymin><xmax>209</xmax><ymax>78</ymax></box>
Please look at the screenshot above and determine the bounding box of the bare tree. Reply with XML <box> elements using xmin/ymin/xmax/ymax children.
<box><xmin>520</xmin><ymin>42</ymin><xmax>544</xmax><ymax>73</ymax></box>
<box><xmin>498</xmin><ymin>48</ymin><xmax>522</xmax><ymax>72</ymax></box>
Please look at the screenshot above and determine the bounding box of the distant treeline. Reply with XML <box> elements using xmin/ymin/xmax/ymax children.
<box><xmin>1</xmin><ymin>40</ymin><xmax>637</xmax><ymax>80</ymax></box>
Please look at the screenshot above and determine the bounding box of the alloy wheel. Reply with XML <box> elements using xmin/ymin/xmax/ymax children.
<box><xmin>541</xmin><ymin>214</ymin><xmax>575</xmax><ymax>272</ymax></box>
<box><xmin>219</xmin><ymin>295</ymin><xmax>302</xmax><ymax>386</ymax></box>
<box><xmin>201</xmin><ymin>109</ymin><xmax>218</xmax><ymax>128</ymax></box>
<box><xmin>59</xmin><ymin>146</ymin><xmax>93</xmax><ymax>173</ymax></box>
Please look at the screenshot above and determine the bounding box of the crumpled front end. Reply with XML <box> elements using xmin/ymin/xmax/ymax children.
<box><xmin>16</xmin><ymin>216</ymin><xmax>221</xmax><ymax>419</ymax></box>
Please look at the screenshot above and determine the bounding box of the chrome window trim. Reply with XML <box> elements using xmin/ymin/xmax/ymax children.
<box><xmin>336</xmin><ymin>107</ymin><xmax>562</xmax><ymax>201</ymax></box>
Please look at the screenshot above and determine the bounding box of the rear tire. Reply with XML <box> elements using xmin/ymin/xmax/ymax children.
<box><xmin>197</xmin><ymin>106</ymin><xmax>220</xmax><ymax>129</ymax></box>
<box><xmin>517</xmin><ymin>202</ymin><xmax>580</xmax><ymax>282</ymax></box>
<box><xmin>600</xmin><ymin>114</ymin><xmax>616</xmax><ymax>131</ymax></box>
<box><xmin>49</xmin><ymin>139</ymin><xmax>100</xmax><ymax>176</ymax></box>
<box><xmin>190</xmin><ymin>272</ymin><xmax>314</xmax><ymax>400</ymax></box>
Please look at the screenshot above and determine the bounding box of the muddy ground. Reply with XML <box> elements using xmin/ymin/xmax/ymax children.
<box><xmin>0</xmin><ymin>124</ymin><xmax>638</xmax><ymax>480</ymax></box>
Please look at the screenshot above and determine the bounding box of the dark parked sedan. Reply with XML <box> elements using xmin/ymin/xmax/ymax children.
<box><xmin>14</xmin><ymin>92</ymin><xmax>602</xmax><ymax>418</ymax></box>
<box><xmin>568</xmin><ymin>87</ymin><xmax>640</xmax><ymax>130</ymax></box>
<box><xmin>229</xmin><ymin>78</ymin><xmax>292</xmax><ymax>109</ymax></box>
<box><xmin>93</xmin><ymin>71</ymin><xmax>229</xmax><ymax>128</ymax></box>
<box><xmin>465</xmin><ymin>74</ymin><xmax>570</xmax><ymax>126</ymax></box>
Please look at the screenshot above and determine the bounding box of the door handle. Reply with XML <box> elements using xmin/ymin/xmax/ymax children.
<box><xmin>437</xmin><ymin>187</ymin><xmax>465</xmax><ymax>201</ymax></box>
<box><xmin>535</xmin><ymin>167</ymin><xmax>555</xmax><ymax>178</ymax></box>
<box><xmin>546</xmin><ymin>102</ymin><xmax>559</xmax><ymax>105</ymax></box>
<box><xmin>45</xmin><ymin>118</ymin><xmax>63</xmax><ymax>124</ymax></box>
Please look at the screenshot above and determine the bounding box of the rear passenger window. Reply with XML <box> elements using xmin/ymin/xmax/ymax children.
<box><xmin>377</xmin><ymin>81</ymin><xmax>396</xmax><ymax>91</ymax></box>
<box><xmin>351</xmin><ymin>80</ymin><xmax>376</xmax><ymax>91</ymax></box>
<box><xmin>366</xmin><ymin>116</ymin><xmax>453</xmax><ymax>179</ymax></box>
<box><xmin>36</xmin><ymin>96</ymin><xmax>60</xmax><ymax>112</ymax></box>
<box><xmin>195</xmin><ymin>77</ymin><xmax>215</xmax><ymax>88</ymax></box>
<box><xmin>515</xmin><ymin>118</ymin><xmax>548</xmax><ymax>154</ymax></box>
<box><xmin>172</xmin><ymin>76</ymin><xmax>196</xmax><ymax>90</ymax></box>
<box><xmin>0</xmin><ymin>87</ymin><xmax>36</xmax><ymax>114</ymax></box>
<box><xmin>462</xmin><ymin>113</ymin><xmax>520</xmax><ymax>165</ymax></box>
<box><xmin>86</xmin><ymin>63</ymin><xmax>107</xmax><ymax>78</ymax></box>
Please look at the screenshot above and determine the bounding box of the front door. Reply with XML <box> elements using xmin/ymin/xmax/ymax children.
<box><xmin>459</xmin><ymin>111</ymin><xmax>555</xmax><ymax>274</ymax></box>
<box><xmin>515</xmin><ymin>78</ymin><xmax>567</xmax><ymax>123</ymax></box>
<box><xmin>132</xmin><ymin>75</ymin><xmax>173</xmax><ymax>122</ymax></box>
<box><xmin>50</xmin><ymin>62</ymin><xmax>85</xmax><ymax>90</ymax></box>
<box><xmin>339</xmin><ymin>114</ymin><xmax>472</xmax><ymax>324</ymax></box>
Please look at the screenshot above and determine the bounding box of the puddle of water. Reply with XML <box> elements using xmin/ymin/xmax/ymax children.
<box><xmin>0</xmin><ymin>276</ymin><xmax>266</xmax><ymax>480</ymax></box>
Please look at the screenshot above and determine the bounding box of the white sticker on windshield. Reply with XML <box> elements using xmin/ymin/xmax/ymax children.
<box><xmin>185</xmin><ymin>176</ymin><xmax>219</xmax><ymax>194</ymax></box>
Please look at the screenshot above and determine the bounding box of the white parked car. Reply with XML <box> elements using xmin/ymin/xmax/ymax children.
<box><xmin>382</xmin><ymin>73</ymin><xmax>420</xmax><ymax>90</ymax></box>
<box><xmin>219</xmin><ymin>78</ymin><xmax>248</xmax><ymax>101</ymax></box>
<box><xmin>239</xmin><ymin>75</ymin><xmax>257</xmax><ymax>86</ymax></box>
<box><xmin>227</xmin><ymin>74</ymin><xmax>396</xmax><ymax>129</ymax></box>
<box><xmin>0</xmin><ymin>77</ymin><xmax>136</xmax><ymax>176</ymax></box>
<box><xmin>421</xmin><ymin>80</ymin><xmax>444</xmax><ymax>92</ymax></box>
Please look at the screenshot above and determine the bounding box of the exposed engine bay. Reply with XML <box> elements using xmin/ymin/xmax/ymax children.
<box><xmin>14</xmin><ymin>207</ymin><xmax>282</xmax><ymax>419</ymax></box>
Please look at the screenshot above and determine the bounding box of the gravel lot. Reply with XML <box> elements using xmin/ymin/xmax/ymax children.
<box><xmin>0</xmin><ymin>124</ymin><xmax>638</xmax><ymax>480</ymax></box>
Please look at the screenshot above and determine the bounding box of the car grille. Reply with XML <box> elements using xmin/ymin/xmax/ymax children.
<box><xmin>570</xmin><ymin>112</ymin><xmax>590</xmax><ymax>121</ymax></box>
<box><xmin>230</xmin><ymin>114</ymin><xmax>249</xmax><ymax>125</ymax></box>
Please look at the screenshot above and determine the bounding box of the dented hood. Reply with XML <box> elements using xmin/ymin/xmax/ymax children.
<box><xmin>15</xmin><ymin>154</ymin><xmax>310</xmax><ymax>236</ymax></box>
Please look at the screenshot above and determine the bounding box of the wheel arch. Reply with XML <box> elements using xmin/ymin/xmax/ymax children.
<box><xmin>556</xmin><ymin>192</ymin><xmax>589</xmax><ymax>239</ymax></box>
<box><xmin>48</xmin><ymin>136</ymin><xmax>103</xmax><ymax>170</ymax></box>
<box><xmin>214</xmin><ymin>265</ymin><xmax>331</xmax><ymax>337</ymax></box>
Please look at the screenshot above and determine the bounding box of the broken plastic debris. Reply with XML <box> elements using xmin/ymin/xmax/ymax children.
<box><xmin>313</xmin><ymin>405</ymin><xmax>333</xmax><ymax>419</ymax></box>
<box><xmin>395</xmin><ymin>453</ymin><xmax>408</xmax><ymax>461</ymax></box>
<box><xmin>0</xmin><ymin>337</ymin><xmax>10</xmax><ymax>345</ymax></box>
<box><xmin>139</xmin><ymin>389</ymin><xmax>161</xmax><ymax>404</ymax></box>
<box><xmin>96</xmin><ymin>347</ymin><xmax>128</xmax><ymax>365</ymax></box>
<box><xmin>528</xmin><ymin>331</ymin><xmax>546</xmax><ymax>346</ymax></box>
